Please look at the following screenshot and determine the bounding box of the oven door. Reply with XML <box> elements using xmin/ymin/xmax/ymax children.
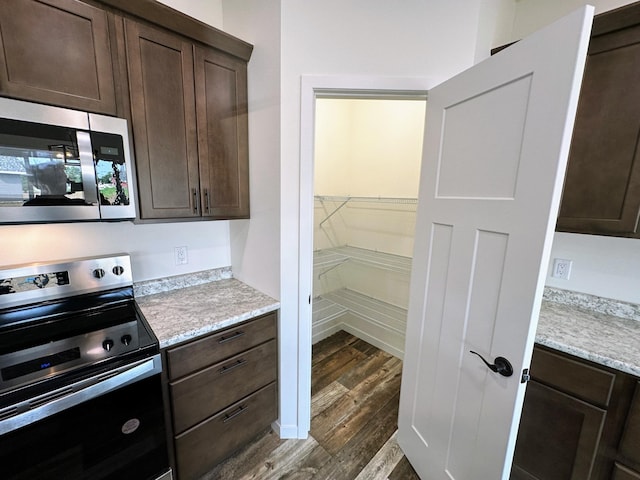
<box><xmin>0</xmin><ymin>355</ymin><xmax>171</xmax><ymax>480</ymax></box>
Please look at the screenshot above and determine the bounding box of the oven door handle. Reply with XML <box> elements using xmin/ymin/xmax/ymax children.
<box><xmin>0</xmin><ymin>354</ymin><xmax>162</xmax><ymax>436</ymax></box>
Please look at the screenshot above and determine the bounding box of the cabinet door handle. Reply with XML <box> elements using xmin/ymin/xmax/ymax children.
<box><xmin>218</xmin><ymin>331</ymin><xmax>245</xmax><ymax>344</ymax></box>
<box><xmin>469</xmin><ymin>350</ymin><xmax>513</xmax><ymax>377</ymax></box>
<box><xmin>204</xmin><ymin>188</ymin><xmax>210</xmax><ymax>214</ymax></box>
<box><xmin>192</xmin><ymin>188</ymin><xmax>200</xmax><ymax>215</ymax></box>
<box><xmin>219</xmin><ymin>358</ymin><xmax>247</xmax><ymax>375</ymax></box>
<box><xmin>222</xmin><ymin>404</ymin><xmax>248</xmax><ymax>423</ymax></box>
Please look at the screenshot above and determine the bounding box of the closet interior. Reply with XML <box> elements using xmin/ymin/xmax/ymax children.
<box><xmin>312</xmin><ymin>96</ymin><xmax>426</xmax><ymax>358</ymax></box>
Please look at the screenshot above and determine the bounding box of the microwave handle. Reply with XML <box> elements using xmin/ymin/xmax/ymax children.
<box><xmin>77</xmin><ymin>131</ymin><xmax>99</xmax><ymax>205</ymax></box>
<box><xmin>0</xmin><ymin>354</ymin><xmax>161</xmax><ymax>436</ymax></box>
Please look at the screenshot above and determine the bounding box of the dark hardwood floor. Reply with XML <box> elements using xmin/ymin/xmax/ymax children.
<box><xmin>201</xmin><ymin>330</ymin><xmax>420</xmax><ymax>479</ymax></box>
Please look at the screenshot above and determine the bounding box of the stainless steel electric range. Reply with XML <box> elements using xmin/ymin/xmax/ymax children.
<box><xmin>0</xmin><ymin>254</ymin><xmax>172</xmax><ymax>480</ymax></box>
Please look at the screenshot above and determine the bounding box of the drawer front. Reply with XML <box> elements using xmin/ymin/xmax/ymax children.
<box><xmin>613</xmin><ymin>463</ymin><xmax>640</xmax><ymax>480</ymax></box>
<box><xmin>166</xmin><ymin>311</ymin><xmax>277</xmax><ymax>380</ymax></box>
<box><xmin>531</xmin><ymin>347</ymin><xmax>616</xmax><ymax>407</ymax></box>
<box><xmin>170</xmin><ymin>339</ymin><xmax>277</xmax><ymax>433</ymax></box>
<box><xmin>619</xmin><ymin>382</ymin><xmax>640</xmax><ymax>469</ymax></box>
<box><xmin>175</xmin><ymin>382</ymin><xmax>277</xmax><ymax>480</ymax></box>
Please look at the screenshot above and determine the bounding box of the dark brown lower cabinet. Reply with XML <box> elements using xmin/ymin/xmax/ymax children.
<box><xmin>613</xmin><ymin>463</ymin><xmax>640</xmax><ymax>480</ymax></box>
<box><xmin>617</xmin><ymin>382</ymin><xmax>640</xmax><ymax>478</ymax></box>
<box><xmin>511</xmin><ymin>346</ymin><xmax>638</xmax><ymax>480</ymax></box>
<box><xmin>164</xmin><ymin>312</ymin><xmax>278</xmax><ymax>480</ymax></box>
<box><xmin>511</xmin><ymin>381</ymin><xmax>606</xmax><ymax>480</ymax></box>
<box><xmin>175</xmin><ymin>383</ymin><xmax>277</xmax><ymax>480</ymax></box>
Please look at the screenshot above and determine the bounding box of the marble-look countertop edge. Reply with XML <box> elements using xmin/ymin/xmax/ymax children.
<box><xmin>156</xmin><ymin>302</ymin><xmax>280</xmax><ymax>349</ymax></box>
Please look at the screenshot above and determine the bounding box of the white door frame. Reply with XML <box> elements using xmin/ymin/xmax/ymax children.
<box><xmin>298</xmin><ymin>75</ymin><xmax>435</xmax><ymax>436</ymax></box>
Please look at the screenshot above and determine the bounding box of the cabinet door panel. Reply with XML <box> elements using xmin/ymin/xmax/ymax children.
<box><xmin>619</xmin><ymin>382</ymin><xmax>640</xmax><ymax>471</ymax></box>
<box><xmin>195</xmin><ymin>46</ymin><xmax>249</xmax><ymax>219</ymax></box>
<box><xmin>511</xmin><ymin>381</ymin><xmax>606</xmax><ymax>480</ymax></box>
<box><xmin>125</xmin><ymin>19</ymin><xmax>199</xmax><ymax>219</ymax></box>
<box><xmin>557</xmin><ymin>5</ymin><xmax>640</xmax><ymax>234</ymax></box>
<box><xmin>0</xmin><ymin>0</ymin><xmax>116</xmax><ymax>114</ymax></box>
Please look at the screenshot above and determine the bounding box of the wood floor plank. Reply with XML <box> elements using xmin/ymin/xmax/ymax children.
<box><xmin>311</xmin><ymin>357</ymin><xmax>397</xmax><ymax>438</ymax></box>
<box><xmin>200</xmin><ymin>428</ymin><xmax>285</xmax><ymax>479</ymax></box>
<box><xmin>353</xmin><ymin>430</ymin><xmax>404</xmax><ymax>480</ymax></box>
<box><xmin>235</xmin><ymin>436</ymin><xmax>331</xmax><ymax>480</ymax></box>
<box><xmin>312</xmin><ymin>357</ymin><xmax>402</xmax><ymax>454</ymax></box>
<box><xmin>311</xmin><ymin>381</ymin><xmax>350</xmax><ymax>415</ymax></box>
<box><xmin>337</xmin><ymin>348</ymin><xmax>395</xmax><ymax>390</ymax></box>
<box><xmin>388</xmin><ymin>455</ymin><xmax>421</xmax><ymax>480</ymax></box>
<box><xmin>312</xmin><ymin>391</ymin><xmax>400</xmax><ymax>480</ymax></box>
<box><xmin>351</xmin><ymin>337</ymin><xmax>381</xmax><ymax>356</ymax></box>
<box><xmin>311</xmin><ymin>345</ymin><xmax>367</xmax><ymax>395</ymax></box>
<box><xmin>311</xmin><ymin>330</ymin><xmax>359</xmax><ymax>366</ymax></box>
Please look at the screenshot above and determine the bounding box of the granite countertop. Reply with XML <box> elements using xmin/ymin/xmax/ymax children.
<box><xmin>136</xmin><ymin>276</ymin><xmax>279</xmax><ymax>349</ymax></box>
<box><xmin>135</xmin><ymin>268</ymin><xmax>638</xmax><ymax>377</ymax></box>
<box><xmin>537</xmin><ymin>290</ymin><xmax>640</xmax><ymax>377</ymax></box>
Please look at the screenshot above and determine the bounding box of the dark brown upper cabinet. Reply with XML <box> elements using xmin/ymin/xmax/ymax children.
<box><xmin>556</xmin><ymin>2</ymin><xmax>640</xmax><ymax>236</ymax></box>
<box><xmin>0</xmin><ymin>0</ymin><xmax>117</xmax><ymax>115</ymax></box>
<box><xmin>195</xmin><ymin>47</ymin><xmax>249</xmax><ymax>219</ymax></box>
<box><xmin>124</xmin><ymin>18</ymin><xmax>250</xmax><ymax>221</ymax></box>
<box><xmin>124</xmin><ymin>19</ymin><xmax>200</xmax><ymax>219</ymax></box>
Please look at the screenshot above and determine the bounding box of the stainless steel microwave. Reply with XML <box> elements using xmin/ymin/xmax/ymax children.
<box><xmin>0</xmin><ymin>97</ymin><xmax>136</xmax><ymax>224</ymax></box>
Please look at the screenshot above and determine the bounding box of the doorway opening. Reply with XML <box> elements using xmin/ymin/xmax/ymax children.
<box><xmin>311</xmin><ymin>94</ymin><xmax>427</xmax><ymax>358</ymax></box>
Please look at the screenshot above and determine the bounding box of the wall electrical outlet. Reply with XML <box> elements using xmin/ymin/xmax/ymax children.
<box><xmin>174</xmin><ymin>246</ymin><xmax>188</xmax><ymax>265</ymax></box>
<box><xmin>552</xmin><ymin>258</ymin><xmax>572</xmax><ymax>280</ymax></box>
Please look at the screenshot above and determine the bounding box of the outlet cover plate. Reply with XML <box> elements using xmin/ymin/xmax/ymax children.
<box><xmin>174</xmin><ymin>246</ymin><xmax>188</xmax><ymax>265</ymax></box>
<box><xmin>552</xmin><ymin>258</ymin><xmax>572</xmax><ymax>280</ymax></box>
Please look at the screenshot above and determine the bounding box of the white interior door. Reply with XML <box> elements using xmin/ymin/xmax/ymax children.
<box><xmin>397</xmin><ymin>6</ymin><xmax>594</xmax><ymax>480</ymax></box>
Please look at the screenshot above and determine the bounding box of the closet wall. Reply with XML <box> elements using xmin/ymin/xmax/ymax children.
<box><xmin>312</xmin><ymin>97</ymin><xmax>426</xmax><ymax>358</ymax></box>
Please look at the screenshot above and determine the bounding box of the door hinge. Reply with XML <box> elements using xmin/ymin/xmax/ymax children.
<box><xmin>521</xmin><ymin>368</ymin><xmax>531</xmax><ymax>384</ymax></box>
<box><xmin>308</xmin><ymin>295</ymin><xmax>311</xmax><ymax>305</ymax></box>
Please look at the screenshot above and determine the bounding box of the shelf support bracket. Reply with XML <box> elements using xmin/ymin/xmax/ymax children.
<box><xmin>319</xmin><ymin>198</ymin><xmax>350</xmax><ymax>228</ymax></box>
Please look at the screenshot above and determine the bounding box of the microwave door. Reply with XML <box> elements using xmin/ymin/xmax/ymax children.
<box><xmin>0</xmin><ymin>118</ymin><xmax>100</xmax><ymax>224</ymax></box>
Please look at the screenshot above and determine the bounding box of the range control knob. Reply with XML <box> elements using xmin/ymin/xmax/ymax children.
<box><xmin>102</xmin><ymin>339</ymin><xmax>115</xmax><ymax>352</ymax></box>
<box><xmin>121</xmin><ymin>334</ymin><xmax>132</xmax><ymax>346</ymax></box>
<box><xmin>112</xmin><ymin>265</ymin><xmax>125</xmax><ymax>276</ymax></box>
<box><xmin>93</xmin><ymin>268</ymin><xmax>106</xmax><ymax>279</ymax></box>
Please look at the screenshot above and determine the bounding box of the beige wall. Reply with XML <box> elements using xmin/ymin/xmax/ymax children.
<box><xmin>314</xmin><ymin>98</ymin><xmax>425</xmax><ymax>198</ymax></box>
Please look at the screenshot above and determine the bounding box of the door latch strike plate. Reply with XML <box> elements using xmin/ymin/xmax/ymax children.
<box><xmin>521</xmin><ymin>368</ymin><xmax>531</xmax><ymax>384</ymax></box>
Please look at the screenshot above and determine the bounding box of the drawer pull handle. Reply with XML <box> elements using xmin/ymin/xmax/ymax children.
<box><xmin>218</xmin><ymin>331</ymin><xmax>245</xmax><ymax>344</ymax></box>
<box><xmin>222</xmin><ymin>405</ymin><xmax>248</xmax><ymax>423</ymax></box>
<box><xmin>219</xmin><ymin>359</ymin><xmax>246</xmax><ymax>375</ymax></box>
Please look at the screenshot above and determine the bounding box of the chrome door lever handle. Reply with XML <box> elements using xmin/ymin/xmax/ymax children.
<box><xmin>470</xmin><ymin>350</ymin><xmax>514</xmax><ymax>377</ymax></box>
